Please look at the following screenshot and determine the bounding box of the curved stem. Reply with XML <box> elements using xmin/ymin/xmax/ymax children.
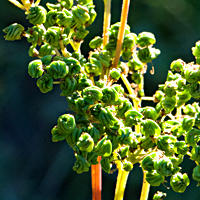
<box><xmin>140</xmin><ymin>171</ymin><xmax>150</xmax><ymax>200</ymax></box>
<box><xmin>112</xmin><ymin>0</ymin><xmax>130</xmax><ymax>70</ymax></box>
<box><xmin>114</xmin><ymin>169</ymin><xmax>129</xmax><ymax>200</ymax></box>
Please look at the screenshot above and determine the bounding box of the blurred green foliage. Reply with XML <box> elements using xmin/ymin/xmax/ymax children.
<box><xmin>1</xmin><ymin>0</ymin><xmax>200</xmax><ymax>199</ymax></box>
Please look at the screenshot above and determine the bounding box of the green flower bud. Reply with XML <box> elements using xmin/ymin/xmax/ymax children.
<box><xmin>146</xmin><ymin>170</ymin><xmax>165</xmax><ymax>186</ymax></box>
<box><xmin>191</xmin><ymin>145</ymin><xmax>200</xmax><ymax>163</ymax></box>
<box><xmin>121</xmin><ymin>49</ymin><xmax>133</xmax><ymax>61</ymax></box>
<box><xmin>98</xmin><ymin>107</ymin><xmax>118</xmax><ymax>128</ymax></box>
<box><xmin>75</xmin><ymin>115</ymin><xmax>90</xmax><ymax>127</ymax></box>
<box><xmin>76</xmin><ymin>74</ymin><xmax>92</xmax><ymax>91</ymax></box>
<box><xmin>124</xmin><ymin>109</ymin><xmax>143</xmax><ymax>127</ymax></box>
<box><xmin>90</xmin><ymin>103</ymin><xmax>104</xmax><ymax>119</ymax></box>
<box><xmin>185</xmin><ymin>128</ymin><xmax>200</xmax><ymax>147</ymax></box>
<box><xmin>137</xmin><ymin>47</ymin><xmax>160</xmax><ymax>63</ymax></box>
<box><xmin>74</xmin><ymin>98</ymin><xmax>90</xmax><ymax>114</ymax></box>
<box><xmin>104</xmin><ymin>42</ymin><xmax>116</xmax><ymax>58</ymax></box>
<box><xmin>176</xmin><ymin>89</ymin><xmax>191</xmax><ymax>107</ymax></box>
<box><xmin>87</xmin><ymin>152</ymin><xmax>98</xmax><ymax>165</ymax></box>
<box><xmin>170</xmin><ymin>59</ymin><xmax>185</xmax><ymax>72</ymax></box>
<box><xmin>51</xmin><ymin>126</ymin><xmax>67</xmax><ymax>142</ymax></box>
<box><xmin>116</xmin><ymin>98</ymin><xmax>133</xmax><ymax>118</ymax></box>
<box><xmin>122</xmin><ymin>33</ymin><xmax>137</xmax><ymax>50</ymax></box>
<box><xmin>89</xmin><ymin>36</ymin><xmax>103</xmax><ymax>49</ymax></box>
<box><xmin>85</xmin><ymin>57</ymin><xmax>102</xmax><ymax>76</ymax></box>
<box><xmin>122</xmin><ymin>160</ymin><xmax>133</xmax><ymax>171</ymax></box>
<box><xmin>57</xmin><ymin>114</ymin><xmax>76</xmax><ymax>134</ymax></box>
<box><xmin>39</xmin><ymin>43</ymin><xmax>56</xmax><ymax>57</ymax></box>
<box><xmin>60</xmin><ymin>76</ymin><xmax>77</xmax><ymax>96</ymax></box>
<box><xmin>73</xmin><ymin>154</ymin><xmax>90</xmax><ymax>174</ymax></box>
<box><xmin>161</xmin><ymin>96</ymin><xmax>176</xmax><ymax>114</ymax></box>
<box><xmin>66</xmin><ymin>127</ymin><xmax>82</xmax><ymax>147</ymax></box>
<box><xmin>100</xmin><ymin>157</ymin><xmax>112</xmax><ymax>173</ymax></box>
<box><xmin>28</xmin><ymin>59</ymin><xmax>44</xmax><ymax>78</ymax></box>
<box><xmin>181</xmin><ymin>116</ymin><xmax>195</xmax><ymax>132</ymax></box>
<box><xmin>95</xmin><ymin>80</ymin><xmax>105</xmax><ymax>88</ymax></box>
<box><xmin>26</xmin><ymin>6</ymin><xmax>47</xmax><ymax>25</ymax></box>
<box><xmin>63</xmin><ymin>57</ymin><xmax>81</xmax><ymax>75</ymax></box>
<box><xmin>36</xmin><ymin>74</ymin><xmax>53</xmax><ymax>93</ymax></box>
<box><xmin>98</xmin><ymin>50</ymin><xmax>111</xmax><ymax>68</ymax></box>
<box><xmin>94</xmin><ymin>136</ymin><xmax>112</xmax><ymax>157</ymax></box>
<box><xmin>109</xmin><ymin>22</ymin><xmax>130</xmax><ymax>37</ymax></box>
<box><xmin>87</xmin><ymin>123</ymin><xmax>101</xmax><ymax>144</ymax></box>
<box><xmin>60</xmin><ymin>0</ymin><xmax>73</xmax><ymax>9</ymax></box>
<box><xmin>3</xmin><ymin>23</ymin><xmax>24</xmax><ymax>41</ymax></box>
<box><xmin>189</xmin><ymin>83</ymin><xmax>200</xmax><ymax>99</ymax></box>
<box><xmin>141</xmin><ymin>119</ymin><xmax>161</xmax><ymax>138</ymax></box>
<box><xmin>46</xmin><ymin>60</ymin><xmax>68</xmax><ymax>79</ymax></box>
<box><xmin>72</xmin><ymin>52</ymin><xmax>86</xmax><ymax>65</ymax></box>
<box><xmin>77</xmin><ymin>132</ymin><xmax>94</xmax><ymax>152</ymax></box>
<box><xmin>72</xmin><ymin>25</ymin><xmax>89</xmax><ymax>41</ymax></box>
<box><xmin>72</xmin><ymin>5</ymin><xmax>90</xmax><ymax>25</ymax></box>
<box><xmin>141</xmin><ymin>152</ymin><xmax>157</xmax><ymax>172</ymax></box>
<box><xmin>110</xmin><ymin>68</ymin><xmax>121</xmax><ymax>80</ymax></box>
<box><xmin>77</xmin><ymin>0</ymin><xmax>93</xmax><ymax>6</ymax></box>
<box><xmin>140</xmin><ymin>137</ymin><xmax>155</xmax><ymax>150</ymax></box>
<box><xmin>192</xmin><ymin>165</ymin><xmax>200</xmax><ymax>185</ymax></box>
<box><xmin>57</xmin><ymin>9</ymin><xmax>74</xmax><ymax>27</ymax></box>
<box><xmin>156</xmin><ymin>135</ymin><xmax>177</xmax><ymax>156</ymax></box>
<box><xmin>29</xmin><ymin>45</ymin><xmax>39</xmax><ymax>57</ymax></box>
<box><xmin>183</xmin><ymin>104</ymin><xmax>196</xmax><ymax>117</ymax></box>
<box><xmin>164</xmin><ymin>81</ymin><xmax>177</xmax><ymax>97</ymax></box>
<box><xmin>46</xmin><ymin>3</ymin><xmax>62</xmax><ymax>11</ymax></box>
<box><xmin>170</xmin><ymin>172</ymin><xmax>190</xmax><ymax>193</ymax></box>
<box><xmin>44</xmin><ymin>26</ymin><xmax>61</xmax><ymax>48</ymax></box>
<box><xmin>140</xmin><ymin>106</ymin><xmax>158</xmax><ymax>120</ymax></box>
<box><xmin>127</xmin><ymin>54</ymin><xmax>143</xmax><ymax>71</ymax></box>
<box><xmin>45</xmin><ymin>10</ymin><xmax>58</xmax><ymax>28</ymax></box>
<box><xmin>184</xmin><ymin>64</ymin><xmax>200</xmax><ymax>83</ymax></box>
<box><xmin>82</xmin><ymin>86</ymin><xmax>103</xmax><ymax>104</ymax></box>
<box><xmin>154</xmin><ymin>157</ymin><xmax>174</xmax><ymax>176</ymax></box>
<box><xmin>131</xmin><ymin>72</ymin><xmax>143</xmax><ymax>85</ymax></box>
<box><xmin>192</xmin><ymin>41</ymin><xmax>200</xmax><ymax>57</ymax></box>
<box><xmin>40</xmin><ymin>55</ymin><xmax>53</xmax><ymax>66</ymax></box>
<box><xmin>86</xmin><ymin>6</ymin><xmax>96</xmax><ymax>24</ymax></box>
<box><xmin>174</xmin><ymin>141</ymin><xmax>189</xmax><ymax>155</ymax></box>
<box><xmin>118</xmin><ymin>146</ymin><xmax>129</xmax><ymax>160</ymax></box>
<box><xmin>153</xmin><ymin>191</ymin><xmax>167</xmax><ymax>200</ymax></box>
<box><xmin>169</xmin><ymin>155</ymin><xmax>184</xmax><ymax>167</ymax></box>
<box><xmin>117</xmin><ymin>127</ymin><xmax>133</xmax><ymax>145</ymax></box>
<box><xmin>112</xmin><ymin>84</ymin><xmax>124</xmax><ymax>94</ymax></box>
<box><xmin>102</xmin><ymin>87</ymin><xmax>119</xmax><ymax>105</ymax></box>
<box><xmin>137</xmin><ymin>32</ymin><xmax>156</xmax><ymax>47</ymax></box>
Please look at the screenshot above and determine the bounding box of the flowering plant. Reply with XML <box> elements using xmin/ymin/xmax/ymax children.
<box><xmin>4</xmin><ymin>0</ymin><xmax>200</xmax><ymax>200</ymax></box>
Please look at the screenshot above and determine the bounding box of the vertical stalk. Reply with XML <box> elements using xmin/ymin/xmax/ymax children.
<box><xmin>103</xmin><ymin>0</ymin><xmax>111</xmax><ymax>46</ymax></box>
<box><xmin>91</xmin><ymin>157</ymin><xmax>102</xmax><ymax>200</ymax></box>
<box><xmin>114</xmin><ymin>168</ymin><xmax>129</xmax><ymax>200</ymax></box>
<box><xmin>101</xmin><ymin>0</ymin><xmax>112</xmax><ymax>80</ymax></box>
<box><xmin>112</xmin><ymin>0</ymin><xmax>130</xmax><ymax>70</ymax></box>
<box><xmin>139</xmin><ymin>171</ymin><xmax>150</xmax><ymax>200</ymax></box>
<box><xmin>113</xmin><ymin>1</ymin><xmax>131</xmax><ymax>200</ymax></box>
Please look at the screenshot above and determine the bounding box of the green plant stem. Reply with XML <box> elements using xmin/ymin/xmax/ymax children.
<box><xmin>114</xmin><ymin>168</ymin><xmax>129</xmax><ymax>200</ymax></box>
<box><xmin>112</xmin><ymin>0</ymin><xmax>130</xmax><ymax>70</ymax></box>
<box><xmin>60</xmin><ymin>28</ymin><xmax>69</xmax><ymax>58</ymax></box>
<box><xmin>103</xmin><ymin>0</ymin><xmax>111</xmax><ymax>47</ymax></box>
<box><xmin>176</xmin><ymin>106</ymin><xmax>182</xmax><ymax>121</ymax></box>
<box><xmin>100</xmin><ymin>0</ymin><xmax>111</xmax><ymax>81</ymax></box>
<box><xmin>140</xmin><ymin>171</ymin><xmax>150</xmax><ymax>200</ymax></box>
<box><xmin>121</xmin><ymin>74</ymin><xmax>140</xmax><ymax>110</ymax></box>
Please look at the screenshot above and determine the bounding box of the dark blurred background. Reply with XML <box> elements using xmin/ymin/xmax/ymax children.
<box><xmin>1</xmin><ymin>0</ymin><xmax>200</xmax><ymax>199</ymax></box>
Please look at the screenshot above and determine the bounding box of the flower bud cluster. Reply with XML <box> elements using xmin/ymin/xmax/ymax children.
<box><xmin>4</xmin><ymin>0</ymin><xmax>200</xmax><ymax>195</ymax></box>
